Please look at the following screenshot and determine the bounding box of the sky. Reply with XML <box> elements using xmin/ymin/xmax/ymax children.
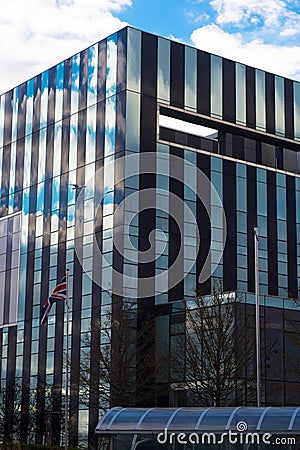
<box><xmin>0</xmin><ymin>0</ymin><xmax>300</xmax><ymax>94</ymax></box>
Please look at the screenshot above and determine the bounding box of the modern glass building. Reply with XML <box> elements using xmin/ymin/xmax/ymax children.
<box><xmin>0</xmin><ymin>26</ymin><xmax>300</xmax><ymax>448</ymax></box>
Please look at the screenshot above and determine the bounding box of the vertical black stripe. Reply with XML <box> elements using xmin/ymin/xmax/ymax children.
<box><xmin>267</xmin><ymin>171</ymin><xmax>278</xmax><ymax>295</ymax></box>
<box><xmin>247</xmin><ymin>166</ymin><xmax>257</xmax><ymax>293</ymax></box>
<box><xmin>196</xmin><ymin>152</ymin><xmax>211</xmax><ymax>296</ymax></box>
<box><xmin>284</xmin><ymin>79</ymin><xmax>294</xmax><ymax>139</ymax></box>
<box><xmin>246</xmin><ymin>67</ymin><xmax>255</xmax><ymax>129</ymax></box>
<box><xmin>223</xmin><ymin>59</ymin><xmax>235</xmax><ymax>123</ymax></box>
<box><xmin>266</xmin><ymin>73</ymin><xmax>275</xmax><ymax>135</ymax></box>
<box><xmin>137</xmin><ymin>45</ymin><xmax>156</xmax><ymax>273</ymax></box>
<box><xmin>170</xmin><ymin>42</ymin><xmax>184</xmax><ymax>108</ymax></box>
<box><xmin>286</xmin><ymin>176</ymin><xmax>297</xmax><ymax>299</ymax></box>
<box><xmin>197</xmin><ymin>51</ymin><xmax>210</xmax><ymax>116</ymax></box>
<box><xmin>141</xmin><ymin>32</ymin><xmax>157</xmax><ymax>98</ymax></box>
<box><xmin>137</xmin><ymin>30</ymin><xmax>157</xmax><ymax>405</ymax></box>
<box><xmin>168</xmin><ymin>147</ymin><xmax>184</xmax><ymax>301</ymax></box>
<box><xmin>223</xmin><ymin>160</ymin><xmax>237</xmax><ymax>291</ymax></box>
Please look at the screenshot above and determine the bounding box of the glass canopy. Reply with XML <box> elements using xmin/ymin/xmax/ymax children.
<box><xmin>95</xmin><ymin>407</ymin><xmax>300</xmax><ymax>435</ymax></box>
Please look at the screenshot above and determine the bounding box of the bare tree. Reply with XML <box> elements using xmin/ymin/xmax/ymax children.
<box><xmin>283</xmin><ymin>298</ymin><xmax>300</xmax><ymax>388</ymax></box>
<box><xmin>170</xmin><ymin>283</ymin><xmax>257</xmax><ymax>406</ymax></box>
<box><xmin>0</xmin><ymin>379</ymin><xmax>34</xmax><ymax>442</ymax></box>
<box><xmin>79</xmin><ymin>301</ymin><xmax>168</xmax><ymax>414</ymax></box>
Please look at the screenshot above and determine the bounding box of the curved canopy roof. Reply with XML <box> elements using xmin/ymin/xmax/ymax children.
<box><xmin>95</xmin><ymin>407</ymin><xmax>300</xmax><ymax>435</ymax></box>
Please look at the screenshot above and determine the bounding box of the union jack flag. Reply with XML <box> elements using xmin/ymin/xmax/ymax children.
<box><xmin>41</xmin><ymin>275</ymin><xmax>67</xmax><ymax>325</ymax></box>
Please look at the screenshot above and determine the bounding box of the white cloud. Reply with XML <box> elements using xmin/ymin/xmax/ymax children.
<box><xmin>191</xmin><ymin>24</ymin><xmax>300</xmax><ymax>80</ymax></box>
<box><xmin>210</xmin><ymin>0</ymin><xmax>291</xmax><ymax>27</ymax></box>
<box><xmin>0</xmin><ymin>0</ymin><xmax>131</xmax><ymax>94</ymax></box>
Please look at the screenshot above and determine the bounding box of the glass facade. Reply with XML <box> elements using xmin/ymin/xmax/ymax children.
<box><xmin>0</xmin><ymin>26</ymin><xmax>299</xmax><ymax>448</ymax></box>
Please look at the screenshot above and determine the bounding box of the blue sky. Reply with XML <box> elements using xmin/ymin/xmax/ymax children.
<box><xmin>0</xmin><ymin>0</ymin><xmax>300</xmax><ymax>94</ymax></box>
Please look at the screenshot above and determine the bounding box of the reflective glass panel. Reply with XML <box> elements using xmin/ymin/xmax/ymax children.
<box><xmin>211</xmin><ymin>55</ymin><xmax>222</xmax><ymax>118</ymax></box>
<box><xmin>157</xmin><ymin>37</ymin><xmax>170</xmax><ymax>103</ymax></box>
<box><xmin>294</xmin><ymin>81</ymin><xmax>300</xmax><ymax>140</ymax></box>
<box><xmin>275</xmin><ymin>75</ymin><xmax>285</xmax><ymax>136</ymax></box>
<box><xmin>236</xmin><ymin>63</ymin><xmax>246</xmax><ymax>125</ymax></box>
<box><xmin>185</xmin><ymin>46</ymin><xmax>197</xmax><ymax>110</ymax></box>
<box><xmin>255</xmin><ymin>69</ymin><xmax>266</xmax><ymax>131</ymax></box>
<box><xmin>125</xmin><ymin>91</ymin><xmax>140</xmax><ymax>152</ymax></box>
<box><xmin>127</xmin><ymin>28</ymin><xmax>141</xmax><ymax>93</ymax></box>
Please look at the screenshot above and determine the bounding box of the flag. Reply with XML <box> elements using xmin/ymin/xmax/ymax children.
<box><xmin>41</xmin><ymin>274</ymin><xmax>67</xmax><ymax>325</ymax></box>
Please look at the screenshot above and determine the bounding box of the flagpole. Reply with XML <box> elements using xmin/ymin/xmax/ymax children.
<box><xmin>65</xmin><ymin>270</ymin><xmax>69</xmax><ymax>450</ymax></box>
<box><xmin>254</xmin><ymin>226</ymin><xmax>261</xmax><ymax>407</ymax></box>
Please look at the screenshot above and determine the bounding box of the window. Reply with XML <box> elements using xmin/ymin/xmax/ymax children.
<box><xmin>0</xmin><ymin>213</ymin><xmax>21</xmax><ymax>328</ymax></box>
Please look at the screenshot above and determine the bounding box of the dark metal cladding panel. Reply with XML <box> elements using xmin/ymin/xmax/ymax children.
<box><xmin>267</xmin><ymin>171</ymin><xmax>278</xmax><ymax>295</ymax></box>
<box><xmin>286</xmin><ymin>176</ymin><xmax>297</xmax><ymax>299</ymax></box>
<box><xmin>223</xmin><ymin>160</ymin><xmax>237</xmax><ymax>292</ymax></box>
<box><xmin>266</xmin><ymin>73</ymin><xmax>275</xmax><ymax>135</ymax></box>
<box><xmin>222</xmin><ymin>58</ymin><xmax>236</xmax><ymax>123</ymax></box>
<box><xmin>197</xmin><ymin>50</ymin><xmax>210</xmax><ymax>116</ymax></box>
<box><xmin>196</xmin><ymin>152</ymin><xmax>211</xmax><ymax>296</ymax></box>
<box><xmin>246</xmin><ymin>66</ymin><xmax>255</xmax><ymax>129</ymax></box>
<box><xmin>170</xmin><ymin>42</ymin><xmax>184</xmax><ymax>108</ymax></box>
<box><xmin>141</xmin><ymin>32</ymin><xmax>157</xmax><ymax>98</ymax></box>
<box><xmin>284</xmin><ymin>79</ymin><xmax>294</xmax><ymax>139</ymax></box>
<box><xmin>247</xmin><ymin>166</ymin><xmax>257</xmax><ymax>293</ymax></box>
<box><xmin>168</xmin><ymin>146</ymin><xmax>184</xmax><ymax>302</ymax></box>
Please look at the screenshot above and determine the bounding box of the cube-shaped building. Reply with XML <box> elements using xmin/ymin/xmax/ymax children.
<box><xmin>0</xmin><ymin>26</ymin><xmax>300</xmax><ymax>448</ymax></box>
